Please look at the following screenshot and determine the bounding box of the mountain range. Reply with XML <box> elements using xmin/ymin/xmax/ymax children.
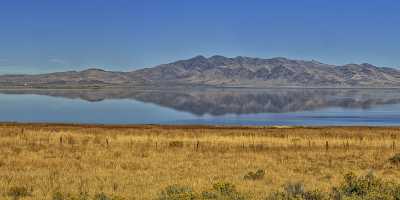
<box><xmin>1</xmin><ymin>55</ymin><xmax>400</xmax><ymax>88</ymax></box>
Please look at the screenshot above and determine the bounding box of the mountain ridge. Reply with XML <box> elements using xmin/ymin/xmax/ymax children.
<box><xmin>1</xmin><ymin>55</ymin><xmax>400</xmax><ymax>88</ymax></box>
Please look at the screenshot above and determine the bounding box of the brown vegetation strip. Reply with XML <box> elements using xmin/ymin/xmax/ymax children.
<box><xmin>0</xmin><ymin>123</ymin><xmax>400</xmax><ymax>199</ymax></box>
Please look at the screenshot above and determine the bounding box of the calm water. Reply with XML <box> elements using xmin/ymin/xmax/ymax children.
<box><xmin>0</xmin><ymin>88</ymin><xmax>400</xmax><ymax>126</ymax></box>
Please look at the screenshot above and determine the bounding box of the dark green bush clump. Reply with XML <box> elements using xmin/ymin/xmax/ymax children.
<box><xmin>94</xmin><ymin>192</ymin><xmax>112</xmax><ymax>200</ymax></box>
<box><xmin>266</xmin><ymin>182</ymin><xmax>326</xmax><ymax>200</ymax></box>
<box><xmin>52</xmin><ymin>192</ymin><xmax>89</xmax><ymax>200</ymax></box>
<box><xmin>201</xmin><ymin>182</ymin><xmax>245</xmax><ymax>200</ymax></box>
<box><xmin>52</xmin><ymin>192</ymin><xmax>70</xmax><ymax>200</ymax></box>
<box><xmin>244</xmin><ymin>169</ymin><xmax>265</xmax><ymax>181</ymax></box>
<box><xmin>333</xmin><ymin>172</ymin><xmax>400</xmax><ymax>200</ymax></box>
<box><xmin>52</xmin><ymin>191</ymin><xmax>123</xmax><ymax>200</ymax></box>
<box><xmin>157</xmin><ymin>182</ymin><xmax>246</xmax><ymax>200</ymax></box>
<box><xmin>157</xmin><ymin>185</ymin><xmax>197</xmax><ymax>200</ymax></box>
<box><xmin>266</xmin><ymin>172</ymin><xmax>400</xmax><ymax>200</ymax></box>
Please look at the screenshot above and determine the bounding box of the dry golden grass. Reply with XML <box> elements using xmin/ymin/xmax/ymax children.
<box><xmin>0</xmin><ymin>123</ymin><xmax>400</xmax><ymax>199</ymax></box>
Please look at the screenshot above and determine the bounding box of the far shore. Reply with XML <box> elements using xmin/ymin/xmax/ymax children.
<box><xmin>1</xmin><ymin>122</ymin><xmax>399</xmax><ymax>129</ymax></box>
<box><xmin>1</xmin><ymin>85</ymin><xmax>400</xmax><ymax>91</ymax></box>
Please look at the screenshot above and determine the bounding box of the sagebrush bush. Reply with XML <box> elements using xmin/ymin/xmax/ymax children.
<box><xmin>157</xmin><ymin>185</ymin><xmax>197</xmax><ymax>200</ymax></box>
<box><xmin>203</xmin><ymin>182</ymin><xmax>246</xmax><ymax>200</ymax></box>
<box><xmin>334</xmin><ymin>172</ymin><xmax>400</xmax><ymax>200</ymax></box>
<box><xmin>266</xmin><ymin>182</ymin><xmax>327</xmax><ymax>200</ymax></box>
<box><xmin>284</xmin><ymin>182</ymin><xmax>305</xmax><ymax>197</ymax></box>
<box><xmin>52</xmin><ymin>192</ymin><xmax>64</xmax><ymax>200</ymax></box>
<box><xmin>157</xmin><ymin>182</ymin><xmax>246</xmax><ymax>200</ymax></box>
<box><xmin>52</xmin><ymin>191</ymin><xmax>122</xmax><ymax>200</ymax></box>
<box><xmin>265</xmin><ymin>171</ymin><xmax>400</xmax><ymax>200</ymax></box>
<box><xmin>52</xmin><ymin>192</ymin><xmax>70</xmax><ymax>200</ymax></box>
<box><xmin>94</xmin><ymin>192</ymin><xmax>112</xmax><ymax>200</ymax></box>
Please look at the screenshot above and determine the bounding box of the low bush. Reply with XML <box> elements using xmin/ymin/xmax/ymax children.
<box><xmin>94</xmin><ymin>192</ymin><xmax>112</xmax><ymax>200</ymax></box>
<box><xmin>157</xmin><ymin>182</ymin><xmax>246</xmax><ymax>200</ymax></box>
<box><xmin>157</xmin><ymin>185</ymin><xmax>197</xmax><ymax>200</ymax></box>
<box><xmin>52</xmin><ymin>191</ymin><xmax>90</xmax><ymax>200</ymax></box>
<box><xmin>283</xmin><ymin>182</ymin><xmax>305</xmax><ymax>197</ymax></box>
<box><xmin>52</xmin><ymin>191</ymin><xmax>122</xmax><ymax>200</ymax></box>
<box><xmin>334</xmin><ymin>172</ymin><xmax>400</xmax><ymax>200</ymax></box>
<box><xmin>202</xmin><ymin>182</ymin><xmax>245</xmax><ymax>200</ymax></box>
<box><xmin>52</xmin><ymin>192</ymin><xmax>68</xmax><ymax>200</ymax></box>
<box><xmin>266</xmin><ymin>172</ymin><xmax>400</xmax><ymax>200</ymax></box>
<box><xmin>266</xmin><ymin>182</ymin><xmax>327</xmax><ymax>200</ymax></box>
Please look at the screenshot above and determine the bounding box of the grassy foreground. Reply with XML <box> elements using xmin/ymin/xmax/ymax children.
<box><xmin>1</xmin><ymin>123</ymin><xmax>400</xmax><ymax>199</ymax></box>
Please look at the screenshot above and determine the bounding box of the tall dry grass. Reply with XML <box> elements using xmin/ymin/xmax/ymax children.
<box><xmin>0</xmin><ymin>123</ymin><xmax>399</xmax><ymax>199</ymax></box>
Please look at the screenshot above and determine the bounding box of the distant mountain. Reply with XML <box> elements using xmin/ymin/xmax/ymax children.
<box><xmin>0</xmin><ymin>68</ymin><xmax>145</xmax><ymax>87</ymax></box>
<box><xmin>1</xmin><ymin>55</ymin><xmax>400</xmax><ymax>88</ymax></box>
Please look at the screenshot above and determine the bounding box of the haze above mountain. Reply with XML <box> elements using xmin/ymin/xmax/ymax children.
<box><xmin>1</xmin><ymin>55</ymin><xmax>400</xmax><ymax>88</ymax></box>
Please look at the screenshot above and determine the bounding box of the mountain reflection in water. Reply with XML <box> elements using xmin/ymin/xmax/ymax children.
<box><xmin>1</xmin><ymin>88</ymin><xmax>400</xmax><ymax>116</ymax></box>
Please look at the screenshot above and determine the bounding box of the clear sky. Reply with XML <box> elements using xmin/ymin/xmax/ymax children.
<box><xmin>1</xmin><ymin>0</ymin><xmax>399</xmax><ymax>74</ymax></box>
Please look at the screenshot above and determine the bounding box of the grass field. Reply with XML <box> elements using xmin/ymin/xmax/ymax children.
<box><xmin>0</xmin><ymin>123</ymin><xmax>400</xmax><ymax>199</ymax></box>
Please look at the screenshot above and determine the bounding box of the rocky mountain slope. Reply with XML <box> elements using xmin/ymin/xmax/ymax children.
<box><xmin>1</xmin><ymin>55</ymin><xmax>400</xmax><ymax>87</ymax></box>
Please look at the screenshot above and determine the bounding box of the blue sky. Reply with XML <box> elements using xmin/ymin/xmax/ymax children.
<box><xmin>0</xmin><ymin>0</ymin><xmax>400</xmax><ymax>74</ymax></box>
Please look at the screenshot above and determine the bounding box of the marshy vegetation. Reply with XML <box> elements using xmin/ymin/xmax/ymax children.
<box><xmin>0</xmin><ymin>124</ymin><xmax>400</xmax><ymax>199</ymax></box>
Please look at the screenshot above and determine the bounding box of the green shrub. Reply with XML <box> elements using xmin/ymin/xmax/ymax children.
<box><xmin>52</xmin><ymin>191</ymin><xmax>120</xmax><ymax>200</ymax></box>
<box><xmin>266</xmin><ymin>182</ymin><xmax>327</xmax><ymax>200</ymax></box>
<box><xmin>157</xmin><ymin>185</ymin><xmax>197</xmax><ymax>200</ymax></box>
<box><xmin>201</xmin><ymin>191</ymin><xmax>217</xmax><ymax>199</ymax></box>
<box><xmin>94</xmin><ymin>193</ymin><xmax>111</xmax><ymax>200</ymax></box>
<box><xmin>284</xmin><ymin>182</ymin><xmax>305</xmax><ymax>198</ymax></box>
<box><xmin>52</xmin><ymin>192</ymin><xmax>67</xmax><ymax>200</ymax></box>
<box><xmin>212</xmin><ymin>183</ymin><xmax>237</xmax><ymax>195</ymax></box>
<box><xmin>244</xmin><ymin>169</ymin><xmax>265</xmax><ymax>180</ymax></box>
<box><xmin>302</xmin><ymin>190</ymin><xmax>327</xmax><ymax>200</ymax></box>
<box><xmin>77</xmin><ymin>192</ymin><xmax>90</xmax><ymax>200</ymax></box>
<box><xmin>157</xmin><ymin>182</ymin><xmax>246</xmax><ymax>200</ymax></box>
<box><xmin>93</xmin><ymin>192</ymin><xmax>127</xmax><ymax>200</ymax></box>
<box><xmin>334</xmin><ymin>172</ymin><xmax>400</xmax><ymax>200</ymax></box>
<box><xmin>201</xmin><ymin>182</ymin><xmax>245</xmax><ymax>200</ymax></box>
<box><xmin>339</xmin><ymin>172</ymin><xmax>382</xmax><ymax>197</ymax></box>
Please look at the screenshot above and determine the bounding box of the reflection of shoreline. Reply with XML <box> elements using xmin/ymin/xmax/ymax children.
<box><xmin>0</xmin><ymin>89</ymin><xmax>400</xmax><ymax>116</ymax></box>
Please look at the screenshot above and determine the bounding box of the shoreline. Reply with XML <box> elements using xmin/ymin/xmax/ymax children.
<box><xmin>1</xmin><ymin>122</ymin><xmax>399</xmax><ymax>129</ymax></box>
<box><xmin>2</xmin><ymin>85</ymin><xmax>400</xmax><ymax>90</ymax></box>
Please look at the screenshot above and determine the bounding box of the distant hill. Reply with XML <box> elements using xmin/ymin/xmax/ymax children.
<box><xmin>1</xmin><ymin>55</ymin><xmax>400</xmax><ymax>88</ymax></box>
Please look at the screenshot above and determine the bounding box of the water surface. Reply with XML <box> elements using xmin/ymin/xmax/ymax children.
<box><xmin>0</xmin><ymin>88</ymin><xmax>399</xmax><ymax>126</ymax></box>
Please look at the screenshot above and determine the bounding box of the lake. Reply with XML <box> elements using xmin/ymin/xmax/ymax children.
<box><xmin>0</xmin><ymin>88</ymin><xmax>400</xmax><ymax>126</ymax></box>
